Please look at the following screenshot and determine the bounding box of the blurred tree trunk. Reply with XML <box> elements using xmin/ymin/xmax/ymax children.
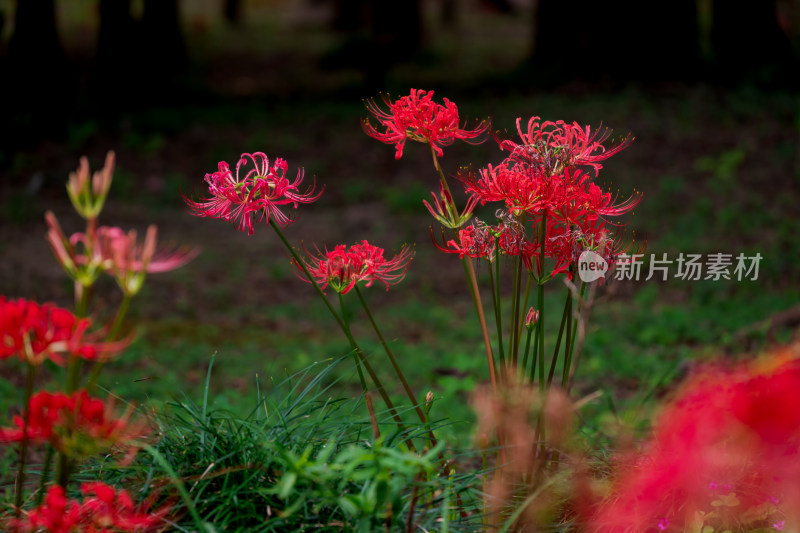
<box><xmin>441</xmin><ymin>0</ymin><xmax>458</xmax><ymax>28</ymax></box>
<box><xmin>224</xmin><ymin>0</ymin><xmax>241</xmax><ymax>25</ymax></box>
<box><xmin>97</xmin><ymin>0</ymin><xmax>134</xmax><ymax>72</ymax></box>
<box><xmin>8</xmin><ymin>0</ymin><xmax>65</xmax><ymax>71</ymax></box>
<box><xmin>711</xmin><ymin>0</ymin><xmax>795</xmax><ymax>85</ymax></box>
<box><xmin>532</xmin><ymin>0</ymin><xmax>698</xmax><ymax>84</ymax></box>
<box><xmin>141</xmin><ymin>0</ymin><xmax>187</xmax><ymax>71</ymax></box>
<box><xmin>4</xmin><ymin>0</ymin><xmax>71</xmax><ymax>144</ymax></box>
<box><xmin>325</xmin><ymin>0</ymin><xmax>422</xmax><ymax>89</ymax></box>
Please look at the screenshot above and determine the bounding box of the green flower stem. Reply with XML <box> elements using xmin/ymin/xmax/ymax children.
<box><xmin>546</xmin><ymin>290</ymin><xmax>571</xmax><ymax>387</ymax></box>
<box><xmin>338</xmin><ymin>293</ymin><xmax>415</xmax><ymax>452</ymax></box>
<box><xmin>509</xmin><ymin>252</ymin><xmax>524</xmax><ymax>368</ymax></box>
<box><xmin>520</xmin><ymin>324</ymin><xmax>534</xmax><ymax>382</ymax></box>
<box><xmin>463</xmin><ymin>257</ymin><xmax>498</xmax><ymax>390</ymax></box>
<box><xmin>354</xmin><ymin>286</ymin><xmax>426</xmax><ymax>424</ymax></box>
<box><xmin>561</xmin><ymin>289</ymin><xmax>574</xmax><ymax>389</ymax></box>
<box><xmin>488</xmin><ymin>256</ymin><xmax>506</xmax><ymax>376</ymax></box>
<box><xmin>528</xmin><ymin>314</ymin><xmax>541</xmax><ymax>385</ymax></box>
<box><xmin>536</xmin><ymin>212</ymin><xmax>547</xmax><ymax>394</ymax></box>
<box><xmin>35</xmin><ymin>445</ymin><xmax>54</xmax><ymax>506</ymax></box>
<box><xmin>354</xmin><ymin>286</ymin><xmax>443</xmax><ymax>453</ymax></box>
<box><xmin>564</xmin><ymin>281</ymin><xmax>587</xmax><ymax>392</ymax></box>
<box><xmin>269</xmin><ymin>220</ymin><xmax>411</xmax><ymax>449</ymax></box>
<box><xmin>14</xmin><ymin>363</ymin><xmax>37</xmax><ymax>515</ymax></box>
<box><xmin>428</xmin><ymin>144</ymin><xmax>498</xmax><ymax>390</ymax></box>
<box><xmin>338</xmin><ymin>293</ymin><xmax>368</xmax><ymax>393</ymax></box>
<box><xmin>86</xmin><ymin>293</ymin><xmax>132</xmax><ymax>394</ymax></box>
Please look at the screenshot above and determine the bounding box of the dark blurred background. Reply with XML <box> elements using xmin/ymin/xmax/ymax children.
<box><xmin>0</xmin><ymin>0</ymin><xmax>799</xmax><ymax>414</ymax></box>
<box><xmin>1</xmin><ymin>0</ymin><xmax>798</xmax><ymax>162</ymax></box>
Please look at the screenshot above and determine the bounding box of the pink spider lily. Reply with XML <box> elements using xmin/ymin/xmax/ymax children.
<box><xmin>0</xmin><ymin>297</ymin><xmax>125</xmax><ymax>365</ymax></box>
<box><xmin>363</xmin><ymin>89</ymin><xmax>489</xmax><ymax>159</ymax></box>
<box><xmin>183</xmin><ymin>152</ymin><xmax>322</xmax><ymax>235</ymax></box>
<box><xmin>296</xmin><ymin>240</ymin><xmax>414</xmax><ymax>294</ymax></box>
<box><xmin>498</xmin><ymin>117</ymin><xmax>632</xmax><ymax>176</ymax></box>
<box><xmin>66</xmin><ymin>151</ymin><xmax>115</xmax><ymax>221</ymax></box>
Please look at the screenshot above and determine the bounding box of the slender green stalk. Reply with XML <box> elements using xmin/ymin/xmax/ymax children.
<box><xmin>536</xmin><ymin>212</ymin><xmax>547</xmax><ymax>393</ymax></box>
<box><xmin>429</xmin><ymin>144</ymin><xmax>498</xmax><ymax>391</ymax></box>
<box><xmin>35</xmin><ymin>445</ymin><xmax>54</xmax><ymax>506</ymax></box>
<box><xmin>338</xmin><ymin>293</ymin><xmax>367</xmax><ymax>393</ymax></box>
<box><xmin>564</xmin><ymin>281</ymin><xmax>587</xmax><ymax>392</ymax></box>
<box><xmin>520</xmin><ymin>325</ymin><xmax>534</xmax><ymax>382</ymax></box>
<box><xmin>508</xmin><ymin>253</ymin><xmax>520</xmax><ymax>369</ymax></box>
<box><xmin>561</xmin><ymin>290</ymin><xmax>574</xmax><ymax>389</ymax></box>
<box><xmin>354</xmin><ymin>286</ymin><xmax>424</xmax><ymax>423</ymax></box>
<box><xmin>488</xmin><ymin>257</ymin><xmax>506</xmax><ymax>374</ymax></box>
<box><xmin>528</xmin><ymin>316</ymin><xmax>541</xmax><ymax>385</ymax></box>
<box><xmin>14</xmin><ymin>363</ymin><xmax>37</xmax><ymax>515</ymax></box>
<box><xmin>463</xmin><ymin>257</ymin><xmax>498</xmax><ymax>390</ymax></box>
<box><xmin>510</xmin><ymin>252</ymin><xmax>524</xmax><ymax>368</ymax></box>
<box><xmin>546</xmin><ymin>291</ymin><xmax>571</xmax><ymax>387</ymax></box>
<box><xmin>86</xmin><ymin>293</ymin><xmax>132</xmax><ymax>394</ymax></box>
<box><xmin>270</xmin><ymin>220</ymin><xmax>411</xmax><ymax>448</ymax></box>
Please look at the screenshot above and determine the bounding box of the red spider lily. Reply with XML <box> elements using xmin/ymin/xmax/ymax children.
<box><xmin>586</xmin><ymin>353</ymin><xmax>800</xmax><ymax>532</ymax></box>
<box><xmin>0</xmin><ymin>389</ymin><xmax>148</xmax><ymax>460</ymax></box>
<box><xmin>498</xmin><ymin>116</ymin><xmax>632</xmax><ymax>176</ymax></box>
<box><xmin>434</xmin><ymin>220</ymin><xmax>497</xmax><ymax>260</ymax></box>
<box><xmin>363</xmin><ymin>89</ymin><xmax>489</xmax><ymax>159</ymax></box>
<box><xmin>184</xmin><ymin>152</ymin><xmax>322</xmax><ymax>235</ymax></box>
<box><xmin>457</xmin><ymin>162</ymin><xmax>550</xmax><ymax>216</ymax></box>
<box><xmin>0</xmin><ymin>298</ymin><xmax>123</xmax><ymax>365</ymax></box>
<box><xmin>297</xmin><ymin>240</ymin><xmax>414</xmax><ymax>294</ymax></box>
<box><xmin>9</xmin><ymin>482</ymin><xmax>170</xmax><ymax>532</ymax></box>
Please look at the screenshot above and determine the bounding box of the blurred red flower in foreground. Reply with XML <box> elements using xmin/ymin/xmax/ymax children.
<box><xmin>363</xmin><ymin>89</ymin><xmax>489</xmax><ymax>159</ymax></box>
<box><xmin>10</xmin><ymin>482</ymin><xmax>169</xmax><ymax>532</ymax></box>
<box><xmin>587</xmin><ymin>350</ymin><xmax>800</xmax><ymax>532</ymax></box>
<box><xmin>296</xmin><ymin>240</ymin><xmax>414</xmax><ymax>294</ymax></box>
<box><xmin>0</xmin><ymin>389</ymin><xmax>148</xmax><ymax>460</ymax></box>
<box><xmin>184</xmin><ymin>152</ymin><xmax>322</xmax><ymax>235</ymax></box>
<box><xmin>0</xmin><ymin>298</ymin><xmax>123</xmax><ymax>365</ymax></box>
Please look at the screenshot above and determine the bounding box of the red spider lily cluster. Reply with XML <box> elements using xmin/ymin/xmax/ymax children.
<box><xmin>443</xmin><ymin>115</ymin><xmax>640</xmax><ymax>279</ymax></box>
<box><xmin>0</xmin><ymin>298</ymin><xmax>124</xmax><ymax>365</ymax></box>
<box><xmin>183</xmin><ymin>152</ymin><xmax>322</xmax><ymax>235</ymax></box>
<box><xmin>362</xmin><ymin>89</ymin><xmax>640</xmax><ymax>279</ymax></box>
<box><xmin>363</xmin><ymin>89</ymin><xmax>489</xmax><ymax>159</ymax></box>
<box><xmin>586</xmin><ymin>352</ymin><xmax>800</xmax><ymax>532</ymax></box>
<box><xmin>296</xmin><ymin>240</ymin><xmax>414</xmax><ymax>294</ymax></box>
<box><xmin>10</xmin><ymin>482</ymin><xmax>169</xmax><ymax>533</ymax></box>
<box><xmin>0</xmin><ymin>390</ymin><xmax>148</xmax><ymax>459</ymax></box>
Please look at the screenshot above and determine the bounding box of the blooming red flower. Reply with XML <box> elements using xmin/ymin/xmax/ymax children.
<box><xmin>0</xmin><ymin>389</ymin><xmax>149</xmax><ymax>460</ymax></box>
<box><xmin>10</xmin><ymin>482</ymin><xmax>170</xmax><ymax>532</ymax></box>
<box><xmin>297</xmin><ymin>240</ymin><xmax>414</xmax><ymax>294</ymax></box>
<box><xmin>184</xmin><ymin>152</ymin><xmax>322</xmax><ymax>235</ymax></box>
<box><xmin>9</xmin><ymin>484</ymin><xmax>81</xmax><ymax>533</ymax></box>
<box><xmin>498</xmin><ymin>116</ymin><xmax>632</xmax><ymax>176</ymax></box>
<box><xmin>363</xmin><ymin>89</ymin><xmax>489</xmax><ymax>159</ymax></box>
<box><xmin>586</xmin><ymin>353</ymin><xmax>800</xmax><ymax>532</ymax></box>
<box><xmin>0</xmin><ymin>298</ymin><xmax>121</xmax><ymax>365</ymax></box>
<box><xmin>434</xmin><ymin>221</ymin><xmax>497</xmax><ymax>260</ymax></box>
